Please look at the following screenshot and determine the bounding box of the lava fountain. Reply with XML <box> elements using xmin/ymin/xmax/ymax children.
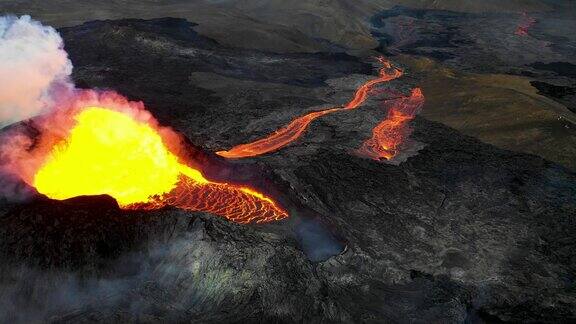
<box><xmin>357</xmin><ymin>88</ymin><xmax>424</xmax><ymax>161</ymax></box>
<box><xmin>216</xmin><ymin>57</ymin><xmax>404</xmax><ymax>159</ymax></box>
<box><xmin>29</xmin><ymin>106</ymin><xmax>287</xmax><ymax>224</ymax></box>
<box><xmin>0</xmin><ymin>16</ymin><xmax>287</xmax><ymax>224</ymax></box>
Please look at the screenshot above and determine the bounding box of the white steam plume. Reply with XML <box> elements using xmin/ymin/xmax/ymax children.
<box><xmin>0</xmin><ymin>15</ymin><xmax>73</xmax><ymax>128</ymax></box>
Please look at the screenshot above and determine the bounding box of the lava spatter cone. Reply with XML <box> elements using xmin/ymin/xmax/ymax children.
<box><xmin>31</xmin><ymin>107</ymin><xmax>287</xmax><ymax>224</ymax></box>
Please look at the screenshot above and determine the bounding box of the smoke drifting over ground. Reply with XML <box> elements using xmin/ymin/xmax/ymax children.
<box><xmin>0</xmin><ymin>15</ymin><xmax>73</xmax><ymax>127</ymax></box>
<box><xmin>0</xmin><ymin>218</ymin><xmax>221</xmax><ymax>323</ymax></box>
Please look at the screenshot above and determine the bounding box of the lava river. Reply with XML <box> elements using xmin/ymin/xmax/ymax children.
<box><xmin>216</xmin><ymin>57</ymin><xmax>404</xmax><ymax>159</ymax></box>
<box><xmin>22</xmin><ymin>57</ymin><xmax>420</xmax><ymax>224</ymax></box>
<box><xmin>356</xmin><ymin>88</ymin><xmax>425</xmax><ymax>160</ymax></box>
<box><xmin>31</xmin><ymin>107</ymin><xmax>287</xmax><ymax>224</ymax></box>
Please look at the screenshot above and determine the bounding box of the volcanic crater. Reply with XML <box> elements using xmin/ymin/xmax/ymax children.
<box><xmin>0</xmin><ymin>17</ymin><xmax>575</xmax><ymax>323</ymax></box>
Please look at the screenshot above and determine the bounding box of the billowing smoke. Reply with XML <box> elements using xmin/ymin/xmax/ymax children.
<box><xmin>0</xmin><ymin>16</ymin><xmax>191</xmax><ymax>202</ymax></box>
<box><xmin>0</xmin><ymin>89</ymin><xmax>187</xmax><ymax>202</ymax></box>
<box><xmin>0</xmin><ymin>15</ymin><xmax>73</xmax><ymax>128</ymax></box>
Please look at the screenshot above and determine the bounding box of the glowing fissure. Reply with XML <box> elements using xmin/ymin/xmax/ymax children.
<box><xmin>356</xmin><ymin>88</ymin><xmax>425</xmax><ymax>161</ymax></box>
<box><xmin>32</xmin><ymin>107</ymin><xmax>287</xmax><ymax>224</ymax></box>
<box><xmin>216</xmin><ymin>57</ymin><xmax>404</xmax><ymax>159</ymax></box>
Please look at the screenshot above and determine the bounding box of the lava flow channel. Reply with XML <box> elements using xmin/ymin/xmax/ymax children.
<box><xmin>357</xmin><ymin>87</ymin><xmax>424</xmax><ymax>161</ymax></box>
<box><xmin>32</xmin><ymin>107</ymin><xmax>287</xmax><ymax>224</ymax></box>
<box><xmin>216</xmin><ymin>57</ymin><xmax>404</xmax><ymax>159</ymax></box>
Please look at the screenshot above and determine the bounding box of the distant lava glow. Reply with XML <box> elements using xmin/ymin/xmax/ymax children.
<box><xmin>357</xmin><ymin>88</ymin><xmax>424</xmax><ymax>161</ymax></box>
<box><xmin>515</xmin><ymin>12</ymin><xmax>536</xmax><ymax>36</ymax></box>
<box><xmin>216</xmin><ymin>57</ymin><xmax>404</xmax><ymax>159</ymax></box>
<box><xmin>32</xmin><ymin>107</ymin><xmax>287</xmax><ymax>224</ymax></box>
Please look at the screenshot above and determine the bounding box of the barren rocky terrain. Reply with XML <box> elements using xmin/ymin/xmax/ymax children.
<box><xmin>0</xmin><ymin>1</ymin><xmax>575</xmax><ymax>323</ymax></box>
<box><xmin>0</xmin><ymin>17</ymin><xmax>574</xmax><ymax>323</ymax></box>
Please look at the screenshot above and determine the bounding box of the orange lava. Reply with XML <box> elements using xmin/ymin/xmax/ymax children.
<box><xmin>216</xmin><ymin>57</ymin><xmax>404</xmax><ymax>158</ymax></box>
<box><xmin>142</xmin><ymin>177</ymin><xmax>287</xmax><ymax>224</ymax></box>
<box><xmin>344</xmin><ymin>58</ymin><xmax>404</xmax><ymax>110</ymax></box>
<box><xmin>515</xmin><ymin>12</ymin><xmax>536</xmax><ymax>36</ymax></box>
<box><xmin>357</xmin><ymin>88</ymin><xmax>425</xmax><ymax>161</ymax></box>
<box><xmin>215</xmin><ymin>108</ymin><xmax>341</xmax><ymax>159</ymax></box>
<box><xmin>31</xmin><ymin>106</ymin><xmax>287</xmax><ymax>224</ymax></box>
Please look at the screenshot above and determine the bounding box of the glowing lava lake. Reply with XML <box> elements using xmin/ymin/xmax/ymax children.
<box><xmin>32</xmin><ymin>107</ymin><xmax>288</xmax><ymax>224</ymax></box>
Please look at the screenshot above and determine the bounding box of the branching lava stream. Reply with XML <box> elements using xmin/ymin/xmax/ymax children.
<box><xmin>356</xmin><ymin>88</ymin><xmax>425</xmax><ymax>161</ymax></box>
<box><xmin>216</xmin><ymin>58</ymin><xmax>404</xmax><ymax>159</ymax></box>
<box><xmin>26</xmin><ymin>58</ymin><xmax>421</xmax><ymax>224</ymax></box>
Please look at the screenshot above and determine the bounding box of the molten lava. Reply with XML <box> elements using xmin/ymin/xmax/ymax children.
<box><xmin>215</xmin><ymin>108</ymin><xmax>341</xmax><ymax>159</ymax></box>
<box><xmin>216</xmin><ymin>58</ymin><xmax>404</xmax><ymax>159</ymax></box>
<box><xmin>357</xmin><ymin>88</ymin><xmax>425</xmax><ymax>161</ymax></box>
<box><xmin>32</xmin><ymin>107</ymin><xmax>287</xmax><ymax>223</ymax></box>
<box><xmin>23</xmin><ymin>57</ymin><xmax>419</xmax><ymax>220</ymax></box>
<box><xmin>343</xmin><ymin>58</ymin><xmax>404</xmax><ymax>110</ymax></box>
